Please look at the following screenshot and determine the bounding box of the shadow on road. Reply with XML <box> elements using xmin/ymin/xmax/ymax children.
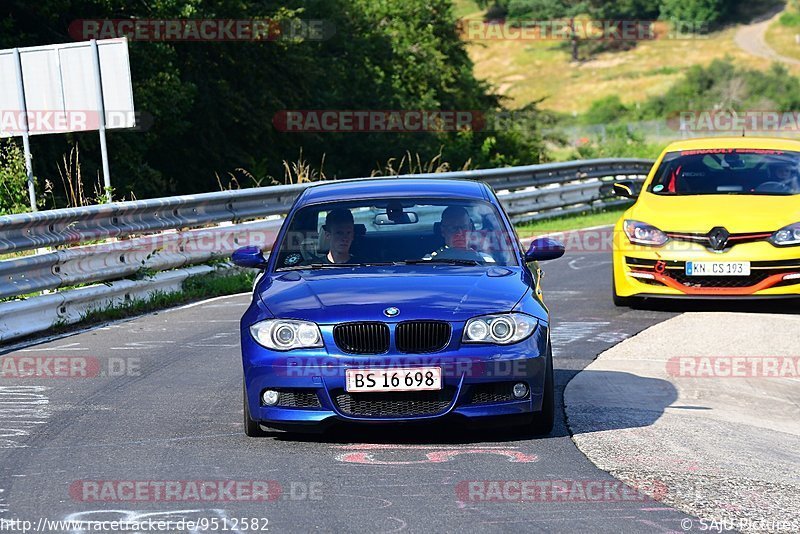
<box><xmin>253</xmin><ymin>369</ymin><xmax>677</xmax><ymax>445</ymax></box>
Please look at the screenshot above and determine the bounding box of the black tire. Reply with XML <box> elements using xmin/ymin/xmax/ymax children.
<box><xmin>612</xmin><ymin>275</ymin><xmax>635</xmax><ymax>307</ymax></box>
<box><xmin>243</xmin><ymin>382</ymin><xmax>269</xmax><ymax>437</ymax></box>
<box><xmin>529</xmin><ymin>344</ymin><xmax>554</xmax><ymax>436</ymax></box>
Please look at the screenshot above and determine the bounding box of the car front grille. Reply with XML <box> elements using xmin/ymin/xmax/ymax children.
<box><xmin>333</xmin><ymin>387</ymin><xmax>456</xmax><ymax>417</ymax></box>
<box><xmin>334</xmin><ymin>322</ymin><xmax>390</xmax><ymax>354</ymax></box>
<box><xmin>625</xmin><ymin>257</ymin><xmax>800</xmax><ymax>289</ymax></box>
<box><xmin>396</xmin><ymin>321</ymin><xmax>451</xmax><ymax>353</ymax></box>
<box><xmin>664</xmin><ymin>230</ymin><xmax>772</xmax><ymax>250</ymax></box>
<box><xmin>468</xmin><ymin>382</ymin><xmax>521</xmax><ymax>404</ymax></box>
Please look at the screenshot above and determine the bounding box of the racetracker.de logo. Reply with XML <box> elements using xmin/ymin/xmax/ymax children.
<box><xmin>0</xmin><ymin>357</ymin><xmax>140</xmax><ymax>379</ymax></box>
<box><xmin>69</xmin><ymin>480</ymin><xmax>282</xmax><ymax>502</ymax></box>
<box><xmin>666</xmin><ymin>356</ymin><xmax>800</xmax><ymax>378</ymax></box>
<box><xmin>68</xmin><ymin>19</ymin><xmax>333</xmax><ymax>42</ymax></box>
<box><xmin>273</xmin><ymin>110</ymin><xmax>481</xmax><ymax>133</ymax></box>
<box><xmin>458</xmin><ymin>20</ymin><xmax>708</xmax><ymax>41</ymax></box>
<box><xmin>668</xmin><ymin>110</ymin><xmax>800</xmax><ymax>133</ymax></box>
<box><xmin>456</xmin><ymin>479</ymin><xmax>668</xmax><ymax>502</ymax></box>
<box><xmin>0</xmin><ymin>111</ymin><xmax>147</xmax><ymax>135</ymax></box>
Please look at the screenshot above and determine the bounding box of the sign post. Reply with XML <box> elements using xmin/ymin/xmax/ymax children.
<box><xmin>11</xmin><ymin>48</ymin><xmax>37</xmax><ymax>212</ymax></box>
<box><xmin>90</xmin><ymin>39</ymin><xmax>112</xmax><ymax>202</ymax></box>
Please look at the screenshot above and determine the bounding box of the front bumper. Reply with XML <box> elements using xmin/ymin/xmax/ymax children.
<box><xmin>242</xmin><ymin>324</ymin><xmax>549</xmax><ymax>427</ymax></box>
<box><xmin>613</xmin><ymin>238</ymin><xmax>800</xmax><ymax>297</ymax></box>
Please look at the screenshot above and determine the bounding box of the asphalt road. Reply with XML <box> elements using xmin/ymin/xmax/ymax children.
<box><xmin>0</xmin><ymin>233</ymin><xmax>700</xmax><ymax>533</ymax></box>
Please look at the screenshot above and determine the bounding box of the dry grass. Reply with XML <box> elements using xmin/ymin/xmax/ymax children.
<box><xmin>371</xmin><ymin>150</ymin><xmax>467</xmax><ymax>176</ymax></box>
<box><xmin>765</xmin><ymin>14</ymin><xmax>800</xmax><ymax>60</ymax></box>
<box><xmin>283</xmin><ymin>148</ymin><xmax>327</xmax><ymax>184</ymax></box>
<box><xmin>462</xmin><ymin>13</ymin><xmax>800</xmax><ymax>113</ymax></box>
<box><xmin>452</xmin><ymin>0</ymin><xmax>481</xmax><ymax>19</ymax></box>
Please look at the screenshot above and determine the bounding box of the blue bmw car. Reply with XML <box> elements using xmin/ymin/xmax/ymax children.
<box><xmin>232</xmin><ymin>178</ymin><xmax>565</xmax><ymax>437</ymax></box>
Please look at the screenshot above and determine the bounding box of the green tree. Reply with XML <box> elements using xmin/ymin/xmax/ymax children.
<box><xmin>1</xmin><ymin>0</ymin><xmax>549</xmax><ymax>204</ymax></box>
<box><xmin>659</xmin><ymin>0</ymin><xmax>726</xmax><ymax>30</ymax></box>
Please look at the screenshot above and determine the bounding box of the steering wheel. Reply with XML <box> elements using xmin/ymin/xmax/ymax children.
<box><xmin>756</xmin><ymin>181</ymin><xmax>790</xmax><ymax>193</ymax></box>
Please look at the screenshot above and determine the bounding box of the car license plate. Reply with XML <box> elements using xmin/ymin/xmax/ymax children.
<box><xmin>345</xmin><ymin>367</ymin><xmax>442</xmax><ymax>392</ymax></box>
<box><xmin>685</xmin><ymin>261</ymin><xmax>750</xmax><ymax>276</ymax></box>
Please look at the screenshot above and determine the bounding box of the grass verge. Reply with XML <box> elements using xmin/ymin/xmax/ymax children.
<box><xmin>48</xmin><ymin>270</ymin><xmax>255</xmax><ymax>335</ymax></box>
<box><xmin>515</xmin><ymin>205</ymin><xmax>629</xmax><ymax>238</ymax></box>
<box><xmin>766</xmin><ymin>9</ymin><xmax>800</xmax><ymax>61</ymax></box>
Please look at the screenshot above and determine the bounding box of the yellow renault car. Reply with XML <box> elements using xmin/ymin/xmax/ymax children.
<box><xmin>612</xmin><ymin>137</ymin><xmax>800</xmax><ymax>305</ymax></box>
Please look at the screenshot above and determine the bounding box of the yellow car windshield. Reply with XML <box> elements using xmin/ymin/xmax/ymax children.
<box><xmin>649</xmin><ymin>148</ymin><xmax>800</xmax><ymax>196</ymax></box>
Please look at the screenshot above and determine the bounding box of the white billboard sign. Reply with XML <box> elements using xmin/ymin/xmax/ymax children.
<box><xmin>0</xmin><ymin>38</ymin><xmax>135</xmax><ymax>210</ymax></box>
<box><xmin>0</xmin><ymin>38</ymin><xmax>135</xmax><ymax>138</ymax></box>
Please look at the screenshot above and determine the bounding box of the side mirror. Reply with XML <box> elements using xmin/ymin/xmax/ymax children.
<box><xmin>612</xmin><ymin>180</ymin><xmax>636</xmax><ymax>199</ymax></box>
<box><xmin>524</xmin><ymin>237</ymin><xmax>565</xmax><ymax>263</ymax></box>
<box><xmin>232</xmin><ymin>246</ymin><xmax>268</xmax><ymax>269</ymax></box>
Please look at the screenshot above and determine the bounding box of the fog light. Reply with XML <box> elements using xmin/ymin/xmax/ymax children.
<box><xmin>262</xmin><ymin>390</ymin><xmax>280</xmax><ymax>406</ymax></box>
<box><xmin>512</xmin><ymin>382</ymin><xmax>529</xmax><ymax>399</ymax></box>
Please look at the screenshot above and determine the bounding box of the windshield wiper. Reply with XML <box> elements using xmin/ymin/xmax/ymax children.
<box><xmin>278</xmin><ymin>263</ymin><xmax>361</xmax><ymax>271</ymax></box>
<box><xmin>400</xmin><ymin>258</ymin><xmax>481</xmax><ymax>266</ymax></box>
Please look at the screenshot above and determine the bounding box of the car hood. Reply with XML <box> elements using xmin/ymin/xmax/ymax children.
<box><xmin>257</xmin><ymin>266</ymin><xmax>528</xmax><ymax>323</ymax></box>
<box><xmin>630</xmin><ymin>193</ymin><xmax>800</xmax><ymax>233</ymax></box>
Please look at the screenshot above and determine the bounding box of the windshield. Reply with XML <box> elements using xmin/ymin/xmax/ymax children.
<box><xmin>273</xmin><ymin>198</ymin><xmax>519</xmax><ymax>270</ymax></box>
<box><xmin>648</xmin><ymin>148</ymin><xmax>800</xmax><ymax>196</ymax></box>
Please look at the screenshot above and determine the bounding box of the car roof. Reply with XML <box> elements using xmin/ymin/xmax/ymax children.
<box><xmin>661</xmin><ymin>136</ymin><xmax>800</xmax><ymax>153</ymax></box>
<box><xmin>297</xmin><ymin>177</ymin><xmax>490</xmax><ymax>205</ymax></box>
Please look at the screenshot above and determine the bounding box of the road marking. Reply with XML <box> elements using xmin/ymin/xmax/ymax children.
<box><xmin>64</xmin><ymin>509</ymin><xmax>245</xmax><ymax>534</ymax></box>
<box><xmin>19</xmin><ymin>343</ymin><xmax>85</xmax><ymax>352</ymax></box>
<box><xmin>551</xmin><ymin>321</ymin><xmax>610</xmax><ymax>345</ymax></box>
<box><xmin>568</xmin><ymin>257</ymin><xmax>611</xmax><ymax>271</ymax></box>
<box><xmin>108</xmin><ymin>340</ymin><xmax>177</xmax><ymax>351</ymax></box>
<box><xmin>0</xmin><ymin>386</ymin><xmax>51</xmax><ymax>449</ymax></box>
<box><xmin>333</xmin><ymin>444</ymin><xmax>538</xmax><ymax>465</ymax></box>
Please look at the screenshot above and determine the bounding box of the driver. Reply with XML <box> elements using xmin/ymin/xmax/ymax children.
<box><xmin>768</xmin><ymin>162</ymin><xmax>797</xmax><ymax>189</ymax></box>
<box><xmin>321</xmin><ymin>208</ymin><xmax>357</xmax><ymax>264</ymax></box>
<box><xmin>426</xmin><ymin>206</ymin><xmax>494</xmax><ymax>263</ymax></box>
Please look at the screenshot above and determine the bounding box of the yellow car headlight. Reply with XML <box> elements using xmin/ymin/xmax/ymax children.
<box><xmin>623</xmin><ymin>220</ymin><xmax>669</xmax><ymax>247</ymax></box>
<box><xmin>771</xmin><ymin>223</ymin><xmax>800</xmax><ymax>247</ymax></box>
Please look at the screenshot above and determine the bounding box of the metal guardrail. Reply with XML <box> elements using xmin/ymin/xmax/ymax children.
<box><xmin>0</xmin><ymin>157</ymin><xmax>653</xmax><ymax>343</ymax></box>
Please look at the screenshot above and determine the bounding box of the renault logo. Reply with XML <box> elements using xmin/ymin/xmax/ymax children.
<box><xmin>383</xmin><ymin>307</ymin><xmax>400</xmax><ymax>317</ymax></box>
<box><xmin>707</xmin><ymin>227</ymin><xmax>730</xmax><ymax>251</ymax></box>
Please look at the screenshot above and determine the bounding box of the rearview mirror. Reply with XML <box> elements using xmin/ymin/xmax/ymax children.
<box><xmin>612</xmin><ymin>180</ymin><xmax>636</xmax><ymax>199</ymax></box>
<box><xmin>524</xmin><ymin>237</ymin><xmax>565</xmax><ymax>263</ymax></box>
<box><xmin>374</xmin><ymin>212</ymin><xmax>419</xmax><ymax>225</ymax></box>
<box><xmin>231</xmin><ymin>246</ymin><xmax>268</xmax><ymax>269</ymax></box>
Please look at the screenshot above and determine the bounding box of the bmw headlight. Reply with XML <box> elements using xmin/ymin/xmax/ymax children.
<box><xmin>250</xmin><ymin>319</ymin><xmax>323</xmax><ymax>351</ymax></box>
<box><xmin>623</xmin><ymin>220</ymin><xmax>669</xmax><ymax>246</ymax></box>
<box><xmin>770</xmin><ymin>223</ymin><xmax>800</xmax><ymax>246</ymax></box>
<box><xmin>463</xmin><ymin>313</ymin><xmax>538</xmax><ymax>345</ymax></box>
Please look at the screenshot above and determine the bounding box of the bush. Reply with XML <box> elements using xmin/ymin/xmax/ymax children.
<box><xmin>660</xmin><ymin>0</ymin><xmax>727</xmax><ymax>31</ymax></box>
<box><xmin>583</xmin><ymin>95</ymin><xmax>630</xmax><ymax>125</ymax></box>
<box><xmin>779</xmin><ymin>11</ymin><xmax>800</xmax><ymax>27</ymax></box>
<box><xmin>507</xmin><ymin>0</ymin><xmax>571</xmax><ymax>20</ymax></box>
<box><xmin>0</xmin><ymin>140</ymin><xmax>32</xmax><ymax>215</ymax></box>
<box><xmin>570</xmin><ymin>125</ymin><xmax>664</xmax><ymax>160</ymax></box>
<box><xmin>485</xmin><ymin>2</ymin><xmax>509</xmax><ymax>20</ymax></box>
